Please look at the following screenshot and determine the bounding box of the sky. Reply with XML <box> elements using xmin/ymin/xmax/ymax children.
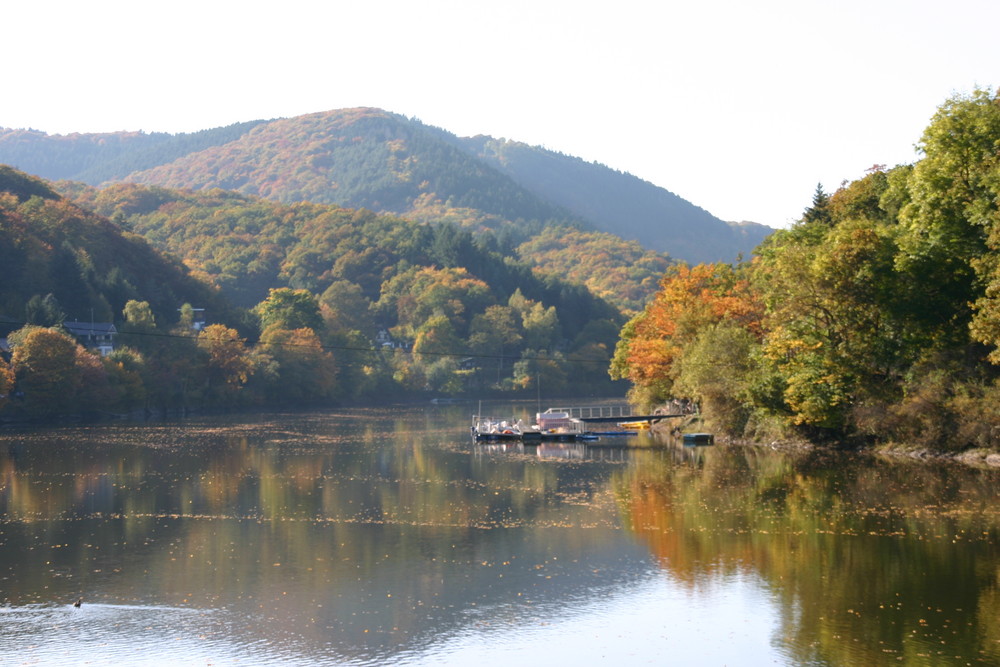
<box><xmin>3</xmin><ymin>0</ymin><xmax>998</xmax><ymax>228</ymax></box>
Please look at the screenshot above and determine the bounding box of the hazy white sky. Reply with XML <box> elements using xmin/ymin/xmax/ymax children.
<box><xmin>3</xmin><ymin>0</ymin><xmax>997</xmax><ymax>227</ymax></box>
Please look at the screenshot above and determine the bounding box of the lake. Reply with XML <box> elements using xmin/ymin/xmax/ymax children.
<box><xmin>1</xmin><ymin>402</ymin><xmax>999</xmax><ymax>666</ymax></box>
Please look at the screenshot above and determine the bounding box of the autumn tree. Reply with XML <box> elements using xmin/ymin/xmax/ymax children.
<box><xmin>610</xmin><ymin>263</ymin><xmax>762</xmax><ymax>410</ymax></box>
<box><xmin>318</xmin><ymin>280</ymin><xmax>374</xmax><ymax>335</ymax></box>
<box><xmin>102</xmin><ymin>347</ymin><xmax>147</xmax><ymax>412</ymax></box>
<box><xmin>257</xmin><ymin>326</ymin><xmax>336</xmax><ymax>402</ymax></box>
<box><xmin>0</xmin><ymin>357</ymin><xmax>14</xmax><ymax>412</ymax></box>
<box><xmin>198</xmin><ymin>324</ymin><xmax>254</xmax><ymax>402</ymax></box>
<box><xmin>10</xmin><ymin>327</ymin><xmax>82</xmax><ymax>417</ymax></box>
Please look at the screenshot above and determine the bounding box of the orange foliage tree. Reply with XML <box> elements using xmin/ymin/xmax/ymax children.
<box><xmin>198</xmin><ymin>324</ymin><xmax>254</xmax><ymax>401</ymax></box>
<box><xmin>610</xmin><ymin>263</ymin><xmax>763</xmax><ymax>408</ymax></box>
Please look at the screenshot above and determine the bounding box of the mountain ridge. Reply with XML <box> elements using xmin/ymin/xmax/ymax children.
<box><xmin>0</xmin><ymin>109</ymin><xmax>772</xmax><ymax>264</ymax></box>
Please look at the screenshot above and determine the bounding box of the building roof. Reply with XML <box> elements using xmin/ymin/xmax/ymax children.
<box><xmin>62</xmin><ymin>321</ymin><xmax>118</xmax><ymax>336</ymax></box>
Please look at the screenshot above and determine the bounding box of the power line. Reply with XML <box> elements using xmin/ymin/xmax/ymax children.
<box><xmin>3</xmin><ymin>320</ymin><xmax>616</xmax><ymax>368</ymax></box>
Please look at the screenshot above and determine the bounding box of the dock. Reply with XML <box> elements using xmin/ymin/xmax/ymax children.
<box><xmin>472</xmin><ymin>404</ymin><xmax>694</xmax><ymax>442</ymax></box>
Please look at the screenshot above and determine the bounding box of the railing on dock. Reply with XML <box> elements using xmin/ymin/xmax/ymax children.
<box><xmin>543</xmin><ymin>406</ymin><xmax>632</xmax><ymax>419</ymax></box>
<box><xmin>542</xmin><ymin>405</ymin><xmax>691</xmax><ymax>423</ymax></box>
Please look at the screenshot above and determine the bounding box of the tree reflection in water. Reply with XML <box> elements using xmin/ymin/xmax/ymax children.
<box><xmin>0</xmin><ymin>407</ymin><xmax>998</xmax><ymax>666</ymax></box>
<box><xmin>613</xmin><ymin>443</ymin><xmax>1000</xmax><ymax>665</ymax></box>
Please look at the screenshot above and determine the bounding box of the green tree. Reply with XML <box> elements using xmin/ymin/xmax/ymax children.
<box><xmin>511</xmin><ymin>349</ymin><xmax>567</xmax><ymax>394</ymax></box>
<box><xmin>801</xmin><ymin>183</ymin><xmax>831</xmax><ymax>225</ymax></box>
<box><xmin>509</xmin><ymin>289</ymin><xmax>559</xmax><ymax>350</ymax></box>
<box><xmin>254</xmin><ymin>288</ymin><xmax>324</xmax><ymax>334</ymax></box>
<box><xmin>468</xmin><ymin>305</ymin><xmax>522</xmax><ymax>384</ymax></box>
<box><xmin>894</xmin><ymin>88</ymin><xmax>1000</xmax><ymax>350</ymax></box>
<box><xmin>121</xmin><ymin>299</ymin><xmax>157</xmax><ymax>352</ymax></box>
<box><xmin>675</xmin><ymin>320</ymin><xmax>757</xmax><ymax>432</ymax></box>
<box><xmin>754</xmin><ymin>218</ymin><xmax>903</xmax><ymax>428</ymax></box>
<box><xmin>24</xmin><ymin>293</ymin><xmax>65</xmax><ymax>327</ymax></box>
<box><xmin>123</xmin><ymin>299</ymin><xmax>156</xmax><ymax>331</ymax></box>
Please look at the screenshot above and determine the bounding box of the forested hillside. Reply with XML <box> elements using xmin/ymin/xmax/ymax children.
<box><xmin>612</xmin><ymin>88</ymin><xmax>1000</xmax><ymax>452</ymax></box>
<box><xmin>0</xmin><ymin>108</ymin><xmax>769</xmax><ymax>264</ymax></box>
<box><xmin>0</xmin><ymin>121</ymin><xmax>268</xmax><ymax>184</ymax></box>
<box><xmin>0</xmin><ymin>166</ymin><xmax>231</xmax><ymax>327</ymax></box>
<box><xmin>0</xmin><ymin>166</ymin><xmax>631</xmax><ymax>419</ymax></box>
<box><xmin>460</xmin><ymin>136</ymin><xmax>772</xmax><ymax>263</ymax></box>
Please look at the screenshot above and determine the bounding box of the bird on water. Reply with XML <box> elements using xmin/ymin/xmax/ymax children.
<box><xmin>73</xmin><ymin>597</ymin><xmax>82</xmax><ymax>608</ymax></box>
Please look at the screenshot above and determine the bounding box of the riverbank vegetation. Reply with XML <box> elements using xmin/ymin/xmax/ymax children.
<box><xmin>612</xmin><ymin>88</ymin><xmax>1000</xmax><ymax>452</ymax></box>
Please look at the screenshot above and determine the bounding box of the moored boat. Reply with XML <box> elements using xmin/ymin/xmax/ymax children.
<box><xmin>471</xmin><ymin>411</ymin><xmax>591</xmax><ymax>442</ymax></box>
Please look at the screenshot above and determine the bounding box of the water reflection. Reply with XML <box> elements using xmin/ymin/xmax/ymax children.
<box><xmin>612</xmin><ymin>444</ymin><xmax>1000</xmax><ymax>665</ymax></box>
<box><xmin>1</xmin><ymin>407</ymin><xmax>999</xmax><ymax>665</ymax></box>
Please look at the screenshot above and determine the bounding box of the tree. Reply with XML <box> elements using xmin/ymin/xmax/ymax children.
<box><xmin>0</xmin><ymin>357</ymin><xmax>14</xmax><ymax>412</ymax></box>
<box><xmin>801</xmin><ymin>183</ymin><xmax>831</xmax><ymax>225</ymax></box>
<box><xmin>318</xmin><ymin>280</ymin><xmax>374</xmax><ymax>335</ymax></box>
<box><xmin>254</xmin><ymin>288</ymin><xmax>324</xmax><ymax>334</ymax></box>
<box><xmin>258</xmin><ymin>326</ymin><xmax>336</xmax><ymax>401</ymax></box>
<box><xmin>895</xmin><ymin>88</ymin><xmax>1000</xmax><ymax>351</ymax></box>
<box><xmin>24</xmin><ymin>293</ymin><xmax>65</xmax><ymax>327</ymax></box>
<box><xmin>468</xmin><ymin>305</ymin><xmax>522</xmax><ymax>384</ymax></box>
<box><xmin>123</xmin><ymin>299</ymin><xmax>156</xmax><ymax>331</ymax></box>
<box><xmin>511</xmin><ymin>349</ymin><xmax>567</xmax><ymax>394</ymax></box>
<box><xmin>102</xmin><ymin>347</ymin><xmax>147</xmax><ymax>412</ymax></box>
<box><xmin>10</xmin><ymin>327</ymin><xmax>82</xmax><ymax>417</ymax></box>
<box><xmin>198</xmin><ymin>324</ymin><xmax>254</xmax><ymax>400</ymax></box>
<box><xmin>675</xmin><ymin>320</ymin><xmax>757</xmax><ymax>432</ymax></box>
<box><xmin>121</xmin><ymin>299</ymin><xmax>157</xmax><ymax>352</ymax></box>
<box><xmin>754</xmin><ymin>218</ymin><xmax>904</xmax><ymax>428</ymax></box>
<box><xmin>610</xmin><ymin>263</ymin><xmax>762</xmax><ymax>409</ymax></box>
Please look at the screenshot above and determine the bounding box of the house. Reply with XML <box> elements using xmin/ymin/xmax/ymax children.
<box><xmin>178</xmin><ymin>307</ymin><xmax>207</xmax><ymax>331</ymax></box>
<box><xmin>63</xmin><ymin>321</ymin><xmax>117</xmax><ymax>356</ymax></box>
<box><xmin>376</xmin><ymin>329</ymin><xmax>410</xmax><ymax>349</ymax></box>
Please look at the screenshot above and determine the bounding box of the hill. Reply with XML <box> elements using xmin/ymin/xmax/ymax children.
<box><xmin>64</xmin><ymin>181</ymin><xmax>626</xmax><ymax>329</ymax></box>
<box><xmin>58</xmin><ymin>178</ymin><xmax>630</xmax><ymax>396</ymax></box>
<box><xmin>459</xmin><ymin>136</ymin><xmax>772</xmax><ymax>263</ymax></box>
<box><xmin>2</xmin><ymin>167</ymin><xmax>631</xmax><ymax>403</ymax></box>
<box><xmin>0</xmin><ymin>109</ymin><xmax>770</xmax><ymax>264</ymax></box>
<box><xmin>0</xmin><ymin>121</ymin><xmax>269</xmax><ymax>184</ymax></box>
<box><xmin>0</xmin><ymin>166</ymin><xmax>231</xmax><ymax>328</ymax></box>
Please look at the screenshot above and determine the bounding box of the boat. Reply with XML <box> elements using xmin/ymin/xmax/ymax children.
<box><xmin>471</xmin><ymin>411</ymin><xmax>591</xmax><ymax>442</ymax></box>
<box><xmin>471</xmin><ymin>417</ymin><xmax>529</xmax><ymax>441</ymax></box>
<box><xmin>617</xmin><ymin>420</ymin><xmax>651</xmax><ymax>430</ymax></box>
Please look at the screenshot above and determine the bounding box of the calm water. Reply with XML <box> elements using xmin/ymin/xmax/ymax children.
<box><xmin>1</xmin><ymin>403</ymin><xmax>999</xmax><ymax>666</ymax></box>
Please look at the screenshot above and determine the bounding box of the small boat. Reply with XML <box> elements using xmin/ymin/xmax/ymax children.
<box><xmin>682</xmin><ymin>432</ymin><xmax>714</xmax><ymax>446</ymax></box>
<box><xmin>617</xmin><ymin>420</ymin><xmax>651</xmax><ymax>430</ymax></box>
<box><xmin>471</xmin><ymin>412</ymin><xmax>590</xmax><ymax>442</ymax></box>
<box><xmin>472</xmin><ymin>419</ymin><xmax>524</xmax><ymax>441</ymax></box>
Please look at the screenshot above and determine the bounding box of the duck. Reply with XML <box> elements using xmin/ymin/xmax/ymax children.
<box><xmin>73</xmin><ymin>597</ymin><xmax>82</xmax><ymax>608</ymax></box>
